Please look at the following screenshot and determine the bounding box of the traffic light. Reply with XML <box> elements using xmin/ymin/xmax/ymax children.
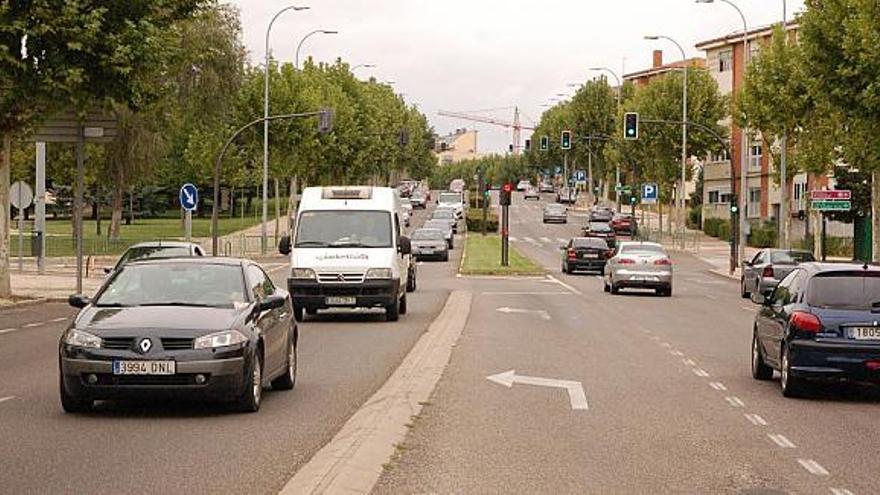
<box><xmin>500</xmin><ymin>183</ymin><xmax>512</xmax><ymax>206</ymax></box>
<box><xmin>561</xmin><ymin>130</ymin><xmax>572</xmax><ymax>150</ymax></box>
<box><xmin>730</xmin><ymin>198</ymin><xmax>739</xmax><ymax>214</ymax></box>
<box><xmin>524</xmin><ymin>138</ymin><xmax>531</xmax><ymax>151</ymax></box>
<box><xmin>540</xmin><ymin>135</ymin><xmax>549</xmax><ymax>151</ymax></box>
<box><xmin>508</xmin><ymin>143</ymin><xmax>514</xmax><ymax>153</ymax></box>
<box><xmin>624</xmin><ymin>112</ymin><xmax>638</xmax><ymax>140</ymax></box>
<box><xmin>630</xmin><ymin>195</ymin><xmax>637</xmax><ymax>205</ymax></box>
<box><xmin>318</xmin><ymin>107</ymin><xmax>333</xmax><ymax>133</ymax></box>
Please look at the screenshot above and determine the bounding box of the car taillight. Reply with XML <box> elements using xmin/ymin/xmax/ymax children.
<box><xmin>618</xmin><ymin>258</ymin><xmax>636</xmax><ymax>264</ymax></box>
<box><xmin>606</xmin><ymin>249</ymin><xmax>614</xmax><ymax>258</ymax></box>
<box><xmin>790</xmin><ymin>311</ymin><xmax>822</xmax><ymax>333</ymax></box>
<box><xmin>567</xmin><ymin>249</ymin><xmax>577</xmax><ymax>259</ymax></box>
<box><xmin>654</xmin><ymin>258</ymin><xmax>672</xmax><ymax>266</ymax></box>
<box><xmin>762</xmin><ymin>265</ymin><xmax>774</xmax><ymax>278</ymax></box>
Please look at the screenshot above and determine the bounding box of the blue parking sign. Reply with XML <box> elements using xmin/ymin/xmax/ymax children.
<box><xmin>641</xmin><ymin>183</ymin><xmax>658</xmax><ymax>204</ymax></box>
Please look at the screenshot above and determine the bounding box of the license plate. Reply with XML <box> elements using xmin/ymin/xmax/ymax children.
<box><xmin>850</xmin><ymin>327</ymin><xmax>880</xmax><ymax>340</ymax></box>
<box><xmin>326</xmin><ymin>296</ymin><xmax>356</xmax><ymax>306</ymax></box>
<box><xmin>112</xmin><ymin>360</ymin><xmax>175</xmax><ymax>375</ymax></box>
<box><xmin>422</xmin><ymin>250</ymin><xmax>434</xmax><ymax>255</ymax></box>
<box><xmin>582</xmin><ymin>253</ymin><xmax>598</xmax><ymax>259</ymax></box>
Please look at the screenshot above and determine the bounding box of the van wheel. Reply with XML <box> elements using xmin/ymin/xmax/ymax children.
<box><xmin>293</xmin><ymin>305</ymin><xmax>304</xmax><ymax>322</ymax></box>
<box><xmin>386</xmin><ymin>298</ymin><xmax>401</xmax><ymax>321</ymax></box>
<box><xmin>406</xmin><ymin>272</ymin><xmax>417</xmax><ymax>292</ymax></box>
<box><xmin>399</xmin><ymin>294</ymin><xmax>408</xmax><ymax>315</ymax></box>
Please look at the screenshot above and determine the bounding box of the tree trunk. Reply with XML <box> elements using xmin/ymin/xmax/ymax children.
<box><xmin>109</xmin><ymin>166</ymin><xmax>124</xmax><ymax>240</ymax></box>
<box><xmin>659</xmin><ymin>201</ymin><xmax>664</xmax><ymax>236</ymax></box>
<box><xmin>873</xmin><ymin>171</ymin><xmax>880</xmax><ymax>262</ymax></box>
<box><xmin>0</xmin><ymin>134</ymin><xmax>12</xmax><ymax>298</ymax></box>
<box><xmin>287</xmin><ymin>177</ymin><xmax>297</xmax><ymax>234</ymax></box>
<box><xmin>274</xmin><ymin>178</ymin><xmax>281</xmax><ymax>245</ymax></box>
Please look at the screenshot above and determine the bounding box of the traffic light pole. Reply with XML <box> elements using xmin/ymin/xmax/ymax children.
<box><xmin>501</xmin><ymin>204</ymin><xmax>509</xmax><ymax>266</ymax></box>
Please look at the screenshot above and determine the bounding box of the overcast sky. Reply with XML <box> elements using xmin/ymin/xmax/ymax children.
<box><xmin>229</xmin><ymin>0</ymin><xmax>804</xmax><ymax>154</ymax></box>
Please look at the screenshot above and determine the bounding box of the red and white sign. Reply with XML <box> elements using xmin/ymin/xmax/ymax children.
<box><xmin>810</xmin><ymin>190</ymin><xmax>851</xmax><ymax>200</ymax></box>
<box><xmin>502</xmin><ymin>183</ymin><xmax>513</xmax><ymax>193</ymax></box>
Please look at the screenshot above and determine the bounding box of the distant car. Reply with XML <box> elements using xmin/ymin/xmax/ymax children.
<box><xmin>411</xmin><ymin>228</ymin><xmax>449</xmax><ymax>261</ymax></box>
<box><xmin>524</xmin><ymin>186</ymin><xmax>540</xmax><ymax>200</ymax></box>
<box><xmin>589</xmin><ymin>207</ymin><xmax>614</xmax><ymax>223</ymax></box>
<box><xmin>604</xmin><ymin>241</ymin><xmax>673</xmax><ymax>296</ymax></box>
<box><xmin>542</xmin><ymin>203</ymin><xmax>568</xmax><ymax>224</ymax></box>
<box><xmin>432</xmin><ymin>207</ymin><xmax>458</xmax><ymax>233</ymax></box>
<box><xmin>557</xmin><ymin>187</ymin><xmax>577</xmax><ymax>204</ymax></box>
<box><xmin>516</xmin><ymin>180</ymin><xmax>532</xmax><ymax>192</ymax></box>
<box><xmin>583</xmin><ymin>222</ymin><xmax>617</xmax><ymax>248</ymax></box>
<box><xmin>106</xmin><ymin>241</ymin><xmax>205</xmax><ymax>274</ymax></box>
<box><xmin>437</xmin><ymin>191</ymin><xmax>465</xmax><ymax>218</ymax></box>
<box><xmin>539</xmin><ymin>182</ymin><xmax>555</xmax><ymax>193</ymax></box>
<box><xmin>424</xmin><ymin>219</ymin><xmax>454</xmax><ymax>249</ymax></box>
<box><xmin>609</xmin><ymin>214</ymin><xmax>637</xmax><ymax>236</ymax></box>
<box><xmin>410</xmin><ymin>191</ymin><xmax>428</xmax><ymax>209</ymax></box>
<box><xmin>60</xmin><ymin>258</ymin><xmax>297</xmax><ymax>413</ymax></box>
<box><xmin>400</xmin><ymin>198</ymin><xmax>413</xmax><ymax>227</ymax></box>
<box><xmin>562</xmin><ymin>237</ymin><xmax>613</xmax><ymax>275</ymax></box>
<box><xmin>741</xmin><ymin>249</ymin><xmax>815</xmax><ymax>299</ymax></box>
<box><xmin>750</xmin><ymin>262</ymin><xmax>880</xmax><ymax>397</ymax></box>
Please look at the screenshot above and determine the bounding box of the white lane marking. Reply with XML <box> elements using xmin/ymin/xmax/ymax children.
<box><xmin>797</xmin><ymin>459</ymin><xmax>830</xmax><ymax>476</ymax></box>
<box><xmin>545</xmin><ymin>275</ymin><xmax>583</xmax><ymax>296</ymax></box>
<box><xmin>509</xmin><ymin>236</ymin><xmax>519</xmax><ymax>242</ymax></box>
<box><xmin>670</xmin><ymin>350</ymin><xmax>684</xmax><ymax>356</ymax></box>
<box><xmin>742</xmin><ymin>306</ymin><xmax>757</xmax><ymax>312</ymax></box>
<box><xmin>744</xmin><ymin>413</ymin><xmax>767</xmax><ymax>426</ymax></box>
<box><xmin>482</xmin><ymin>291</ymin><xmax>572</xmax><ymax>296</ymax></box>
<box><xmin>268</xmin><ymin>263</ymin><xmax>289</xmax><ymax>273</ymax></box>
<box><xmin>768</xmin><ymin>433</ymin><xmax>797</xmax><ymax>449</ymax></box>
<box><xmin>495</xmin><ymin>307</ymin><xmax>552</xmax><ymax>320</ymax></box>
<box><xmin>486</xmin><ymin>370</ymin><xmax>588</xmax><ymax>410</ymax></box>
<box><xmin>682</xmin><ymin>358</ymin><xmax>696</xmax><ymax>366</ymax></box>
<box><xmin>51</xmin><ymin>317</ymin><xmax>68</xmax><ymax>323</ymax></box>
<box><xmin>523</xmin><ymin>237</ymin><xmax>535</xmax><ymax>243</ymax></box>
<box><xmin>725</xmin><ymin>396</ymin><xmax>746</xmax><ymax>408</ymax></box>
<box><xmin>539</xmin><ymin>237</ymin><xmax>551</xmax><ymax>243</ymax></box>
<box><xmin>23</xmin><ymin>322</ymin><xmax>43</xmax><ymax>328</ymax></box>
<box><xmin>830</xmin><ymin>488</ymin><xmax>855</xmax><ymax>495</ymax></box>
<box><xmin>661</xmin><ymin>342</ymin><xmax>672</xmax><ymax>348</ymax></box>
<box><xmin>692</xmin><ymin>368</ymin><xmax>710</xmax><ymax>377</ymax></box>
<box><xmin>0</xmin><ymin>396</ymin><xmax>16</xmax><ymax>404</ymax></box>
<box><xmin>705</xmin><ymin>294</ymin><xmax>719</xmax><ymax>300</ymax></box>
<box><xmin>557</xmin><ymin>238</ymin><xmax>568</xmax><ymax>244</ymax></box>
<box><xmin>0</xmin><ymin>328</ymin><xmax>17</xmax><ymax>335</ymax></box>
<box><xmin>709</xmin><ymin>382</ymin><xmax>728</xmax><ymax>391</ymax></box>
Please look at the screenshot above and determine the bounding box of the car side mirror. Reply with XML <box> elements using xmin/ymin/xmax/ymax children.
<box><xmin>68</xmin><ymin>294</ymin><xmax>90</xmax><ymax>309</ymax></box>
<box><xmin>258</xmin><ymin>294</ymin><xmax>286</xmax><ymax>312</ymax></box>
<box><xmin>103</xmin><ymin>267</ymin><xmax>112</xmax><ymax>275</ymax></box>
<box><xmin>750</xmin><ymin>293</ymin><xmax>766</xmax><ymax>305</ymax></box>
<box><xmin>398</xmin><ymin>236</ymin><xmax>412</xmax><ymax>255</ymax></box>
<box><xmin>762</xmin><ymin>287</ymin><xmax>775</xmax><ymax>300</ymax></box>
<box><xmin>278</xmin><ymin>234</ymin><xmax>291</xmax><ymax>255</ymax></box>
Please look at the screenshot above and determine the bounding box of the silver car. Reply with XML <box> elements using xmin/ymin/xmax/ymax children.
<box><xmin>424</xmin><ymin>219</ymin><xmax>454</xmax><ymax>249</ymax></box>
<box><xmin>432</xmin><ymin>207</ymin><xmax>459</xmax><ymax>233</ymax></box>
<box><xmin>604</xmin><ymin>241</ymin><xmax>673</xmax><ymax>296</ymax></box>
<box><xmin>740</xmin><ymin>249</ymin><xmax>814</xmax><ymax>298</ymax></box>
<box><xmin>411</xmin><ymin>228</ymin><xmax>449</xmax><ymax>261</ymax></box>
<box><xmin>542</xmin><ymin>203</ymin><xmax>567</xmax><ymax>224</ymax></box>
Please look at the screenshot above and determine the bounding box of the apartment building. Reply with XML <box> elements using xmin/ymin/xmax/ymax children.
<box><xmin>434</xmin><ymin>128</ymin><xmax>478</xmax><ymax>166</ymax></box>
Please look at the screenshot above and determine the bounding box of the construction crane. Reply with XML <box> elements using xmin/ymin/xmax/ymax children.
<box><xmin>437</xmin><ymin>107</ymin><xmax>535</xmax><ymax>155</ymax></box>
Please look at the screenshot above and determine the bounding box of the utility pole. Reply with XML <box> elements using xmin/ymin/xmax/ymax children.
<box><xmin>779</xmin><ymin>0</ymin><xmax>789</xmax><ymax>249</ymax></box>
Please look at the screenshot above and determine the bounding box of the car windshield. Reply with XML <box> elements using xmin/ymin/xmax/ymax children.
<box><xmin>413</xmin><ymin>229</ymin><xmax>445</xmax><ymax>241</ymax></box>
<box><xmin>573</xmin><ymin>238</ymin><xmax>608</xmax><ymax>249</ymax></box>
<box><xmin>545</xmin><ymin>205</ymin><xmax>565</xmax><ymax>212</ymax></box>
<box><xmin>620</xmin><ymin>244</ymin><xmax>665</xmax><ymax>255</ymax></box>
<box><xmin>295</xmin><ymin>210</ymin><xmax>392</xmax><ymax>248</ymax></box>
<box><xmin>439</xmin><ymin>193</ymin><xmax>460</xmax><ymax>203</ymax></box>
<box><xmin>771</xmin><ymin>251</ymin><xmax>815</xmax><ymax>264</ymax></box>
<box><xmin>808</xmin><ymin>272</ymin><xmax>880</xmax><ymax>309</ymax></box>
<box><xmin>433</xmin><ymin>210</ymin><xmax>454</xmax><ymax>219</ymax></box>
<box><xmin>117</xmin><ymin>246</ymin><xmax>192</xmax><ymax>267</ymax></box>
<box><xmin>425</xmin><ymin>220</ymin><xmax>450</xmax><ymax>231</ymax></box>
<box><xmin>589</xmin><ymin>222</ymin><xmax>612</xmax><ymax>232</ymax></box>
<box><xmin>96</xmin><ymin>263</ymin><xmax>247</xmax><ymax>308</ymax></box>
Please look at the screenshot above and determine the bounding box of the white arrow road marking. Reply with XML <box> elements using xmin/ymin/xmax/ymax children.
<box><xmin>495</xmin><ymin>307</ymin><xmax>551</xmax><ymax>320</ymax></box>
<box><xmin>487</xmin><ymin>370</ymin><xmax>588</xmax><ymax>410</ymax></box>
<box><xmin>798</xmin><ymin>459</ymin><xmax>830</xmax><ymax>476</ymax></box>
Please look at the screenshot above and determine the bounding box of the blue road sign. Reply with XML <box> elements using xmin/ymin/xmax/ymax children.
<box><xmin>575</xmin><ymin>170</ymin><xmax>586</xmax><ymax>181</ymax></box>
<box><xmin>555</xmin><ymin>166</ymin><xmax>563</xmax><ymax>175</ymax></box>
<box><xmin>180</xmin><ymin>183</ymin><xmax>199</xmax><ymax>211</ymax></box>
<box><xmin>641</xmin><ymin>183</ymin><xmax>658</xmax><ymax>204</ymax></box>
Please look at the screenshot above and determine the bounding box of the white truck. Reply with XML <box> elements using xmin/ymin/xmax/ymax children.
<box><xmin>278</xmin><ymin>186</ymin><xmax>414</xmax><ymax>322</ymax></box>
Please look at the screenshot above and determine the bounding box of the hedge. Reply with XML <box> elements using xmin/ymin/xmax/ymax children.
<box><xmin>702</xmin><ymin>218</ymin><xmax>731</xmax><ymax>241</ymax></box>
<box><xmin>465</xmin><ymin>209</ymin><xmax>499</xmax><ymax>232</ymax></box>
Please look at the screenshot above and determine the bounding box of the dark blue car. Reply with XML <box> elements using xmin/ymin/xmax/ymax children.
<box><xmin>751</xmin><ymin>262</ymin><xmax>880</xmax><ymax>397</ymax></box>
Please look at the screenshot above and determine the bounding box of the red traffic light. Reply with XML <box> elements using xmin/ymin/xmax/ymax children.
<box><xmin>502</xmin><ymin>183</ymin><xmax>513</xmax><ymax>193</ymax></box>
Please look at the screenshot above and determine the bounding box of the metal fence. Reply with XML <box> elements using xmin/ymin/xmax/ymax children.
<box><xmin>9</xmin><ymin>233</ymin><xmax>272</xmax><ymax>259</ymax></box>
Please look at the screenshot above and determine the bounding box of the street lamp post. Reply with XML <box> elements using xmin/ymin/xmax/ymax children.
<box><xmin>263</xmin><ymin>5</ymin><xmax>309</xmax><ymax>255</ymax></box>
<box><xmin>588</xmin><ymin>67</ymin><xmax>622</xmax><ymax>210</ymax></box>
<box><xmin>645</xmin><ymin>35</ymin><xmax>688</xmax><ymax>248</ymax></box>
<box><xmin>295</xmin><ymin>29</ymin><xmax>339</xmax><ymax>69</ymax></box>
<box><xmin>779</xmin><ymin>0</ymin><xmax>788</xmax><ymax>248</ymax></box>
<box><xmin>697</xmin><ymin>0</ymin><xmax>749</xmax><ymax>271</ymax></box>
<box><xmin>351</xmin><ymin>63</ymin><xmax>376</xmax><ymax>72</ymax></box>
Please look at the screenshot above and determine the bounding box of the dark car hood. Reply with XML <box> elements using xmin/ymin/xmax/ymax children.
<box><xmin>75</xmin><ymin>305</ymin><xmax>248</xmax><ymax>335</ymax></box>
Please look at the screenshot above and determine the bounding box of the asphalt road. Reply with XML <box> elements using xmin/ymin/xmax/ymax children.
<box><xmin>374</xmin><ymin>192</ymin><xmax>879</xmax><ymax>495</ymax></box>
<box><xmin>0</xmin><ymin>205</ymin><xmax>464</xmax><ymax>495</ymax></box>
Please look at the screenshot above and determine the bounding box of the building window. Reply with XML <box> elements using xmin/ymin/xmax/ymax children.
<box><xmin>707</xmin><ymin>190</ymin><xmax>731</xmax><ymax>204</ymax></box>
<box><xmin>719</xmin><ymin>50</ymin><xmax>733</xmax><ymax>72</ymax></box>
<box><xmin>708</xmin><ymin>191</ymin><xmax>719</xmax><ymax>204</ymax></box>
<box><xmin>749</xmin><ymin>187</ymin><xmax>761</xmax><ymax>218</ymax></box>
<box><xmin>749</xmin><ymin>142</ymin><xmax>763</xmax><ymax>171</ymax></box>
<box><xmin>710</xmin><ymin>149</ymin><xmax>730</xmax><ymax>163</ymax></box>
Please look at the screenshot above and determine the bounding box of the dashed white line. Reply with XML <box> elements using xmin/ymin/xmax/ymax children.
<box><xmin>744</xmin><ymin>413</ymin><xmax>767</xmax><ymax>426</ymax></box>
<box><xmin>539</xmin><ymin>237</ymin><xmax>551</xmax><ymax>243</ymax></box>
<box><xmin>682</xmin><ymin>358</ymin><xmax>696</xmax><ymax>366</ymax></box>
<box><xmin>661</xmin><ymin>342</ymin><xmax>672</xmax><ymax>348</ymax></box>
<box><xmin>768</xmin><ymin>433</ymin><xmax>797</xmax><ymax>449</ymax></box>
<box><xmin>709</xmin><ymin>382</ymin><xmax>728</xmax><ymax>391</ymax></box>
<box><xmin>0</xmin><ymin>396</ymin><xmax>16</xmax><ymax>404</ymax></box>
<box><xmin>51</xmin><ymin>317</ymin><xmax>68</xmax><ymax>323</ymax></box>
<box><xmin>523</xmin><ymin>237</ymin><xmax>535</xmax><ymax>243</ymax></box>
<box><xmin>797</xmin><ymin>459</ymin><xmax>830</xmax><ymax>476</ymax></box>
<box><xmin>705</xmin><ymin>294</ymin><xmax>719</xmax><ymax>300</ymax></box>
<box><xmin>509</xmin><ymin>236</ymin><xmax>519</xmax><ymax>242</ymax></box>
<box><xmin>556</xmin><ymin>238</ymin><xmax>567</xmax><ymax>244</ymax></box>
<box><xmin>741</xmin><ymin>306</ymin><xmax>757</xmax><ymax>312</ymax></box>
<box><xmin>692</xmin><ymin>368</ymin><xmax>710</xmax><ymax>377</ymax></box>
<box><xmin>23</xmin><ymin>322</ymin><xmax>43</xmax><ymax>328</ymax></box>
<box><xmin>0</xmin><ymin>328</ymin><xmax>17</xmax><ymax>335</ymax></box>
<box><xmin>670</xmin><ymin>350</ymin><xmax>684</xmax><ymax>357</ymax></box>
<box><xmin>830</xmin><ymin>488</ymin><xmax>855</xmax><ymax>495</ymax></box>
<box><xmin>725</xmin><ymin>396</ymin><xmax>746</xmax><ymax>408</ymax></box>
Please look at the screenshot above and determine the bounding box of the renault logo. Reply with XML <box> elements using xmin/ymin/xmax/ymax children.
<box><xmin>137</xmin><ymin>338</ymin><xmax>153</xmax><ymax>354</ymax></box>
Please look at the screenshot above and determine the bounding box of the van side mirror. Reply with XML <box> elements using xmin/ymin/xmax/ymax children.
<box><xmin>68</xmin><ymin>294</ymin><xmax>90</xmax><ymax>309</ymax></box>
<box><xmin>398</xmin><ymin>236</ymin><xmax>412</xmax><ymax>255</ymax></box>
<box><xmin>278</xmin><ymin>234</ymin><xmax>291</xmax><ymax>255</ymax></box>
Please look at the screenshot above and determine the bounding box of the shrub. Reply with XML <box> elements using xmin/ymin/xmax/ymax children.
<box><xmin>703</xmin><ymin>217</ymin><xmax>731</xmax><ymax>241</ymax></box>
<box><xmin>747</xmin><ymin>221</ymin><xmax>778</xmax><ymax>248</ymax></box>
<box><xmin>687</xmin><ymin>207</ymin><xmax>702</xmax><ymax>230</ymax></box>
<box><xmin>465</xmin><ymin>209</ymin><xmax>498</xmax><ymax>232</ymax></box>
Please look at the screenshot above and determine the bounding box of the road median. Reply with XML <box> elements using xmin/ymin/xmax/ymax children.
<box><xmin>458</xmin><ymin>233</ymin><xmax>544</xmax><ymax>277</ymax></box>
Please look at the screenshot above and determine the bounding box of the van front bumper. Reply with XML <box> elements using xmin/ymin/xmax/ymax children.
<box><xmin>288</xmin><ymin>279</ymin><xmax>400</xmax><ymax>309</ymax></box>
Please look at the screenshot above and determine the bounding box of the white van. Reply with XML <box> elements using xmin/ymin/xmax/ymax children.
<box><xmin>278</xmin><ymin>186</ymin><xmax>412</xmax><ymax>322</ymax></box>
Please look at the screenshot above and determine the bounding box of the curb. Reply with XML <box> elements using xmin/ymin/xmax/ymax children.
<box><xmin>705</xmin><ymin>269</ymin><xmax>739</xmax><ymax>282</ymax></box>
<box><xmin>0</xmin><ymin>297</ymin><xmax>55</xmax><ymax>309</ymax></box>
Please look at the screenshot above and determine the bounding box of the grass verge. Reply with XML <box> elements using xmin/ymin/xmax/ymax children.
<box><xmin>459</xmin><ymin>233</ymin><xmax>544</xmax><ymax>276</ymax></box>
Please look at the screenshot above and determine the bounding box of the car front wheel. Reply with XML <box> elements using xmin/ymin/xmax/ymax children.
<box><xmin>740</xmin><ymin>278</ymin><xmax>751</xmax><ymax>299</ymax></box>
<box><xmin>236</xmin><ymin>352</ymin><xmax>262</xmax><ymax>413</ymax></box>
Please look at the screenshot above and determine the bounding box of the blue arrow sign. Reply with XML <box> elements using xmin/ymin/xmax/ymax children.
<box><xmin>180</xmin><ymin>183</ymin><xmax>199</xmax><ymax>212</ymax></box>
<box><xmin>641</xmin><ymin>183</ymin><xmax>658</xmax><ymax>204</ymax></box>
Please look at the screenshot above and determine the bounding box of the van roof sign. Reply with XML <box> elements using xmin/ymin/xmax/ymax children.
<box><xmin>321</xmin><ymin>187</ymin><xmax>373</xmax><ymax>200</ymax></box>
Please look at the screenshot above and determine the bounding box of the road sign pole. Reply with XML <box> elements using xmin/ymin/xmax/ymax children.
<box><xmin>821</xmin><ymin>212</ymin><xmax>827</xmax><ymax>261</ymax></box>
<box><xmin>185</xmin><ymin>210</ymin><xmax>192</xmax><ymax>242</ymax></box>
<box><xmin>35</xmin><ymin>142</ymin><xmax>46</xmax><ymax>273</ymax></box>
<box><xmin>75</xmin><ymin>126</ymin><xmax>84</xmax><ymax>295</ymax></box>
<box><xmin>501</xmin><ymin>204</ymin><xmax>509</xmax><ymax>267</ymax></box>
<box><xmin>17</xmin><ymin>208</ymin><xmax>23</xmax><ymax>272</ymax></box>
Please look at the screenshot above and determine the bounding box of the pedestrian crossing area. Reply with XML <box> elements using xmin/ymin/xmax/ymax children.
<box><xmin>508</xmin><ymin>236</ymin><xmax>570</xmax><ymax>247</ymax></box>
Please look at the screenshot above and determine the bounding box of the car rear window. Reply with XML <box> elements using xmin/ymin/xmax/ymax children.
<box><xmin>413</xmin><ymin>229</ymin><xmax>444</xmax><ymax>241</ymax></box>
<box><xmin>620</xmin><ymin>244</ymin><xmax>664</xmax><ymax>255</ymax></box>
<box><xmin>573</xmin><ymin>238</ymin><xmax>608</xmax><ymax>249</ymax></box>
<box><xmin>589</xmin><ymin>222</ymin><xmax>612</xmax><ymax>232</ymax></box>
<box><xmin>772</xmin><ymin>251</ymin><xmax>815</xmax><ymax>264</ymax></box>
<box><xmin>807</xmin><ymin>271</ymin><xmax>880</xmax><ymax>309</ymax></box>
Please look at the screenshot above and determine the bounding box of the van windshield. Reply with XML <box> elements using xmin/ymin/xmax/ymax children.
<box><xmin>439</xmin><ymin>193</ymin><xmax>460</xmax><ymax>204</ymax></box>
<box><xmin>295</xmin><ymin>210</ymin><xmax>393</xmax><ymax>248</ymax></box>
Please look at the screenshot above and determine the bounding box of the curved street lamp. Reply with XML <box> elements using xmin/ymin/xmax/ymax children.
<box><xmin>295</xmin><ymin>29</ymin><xmax>339</xmax><ymax>69</ymax></box>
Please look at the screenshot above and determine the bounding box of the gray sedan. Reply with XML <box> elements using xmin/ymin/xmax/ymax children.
<box><xmin>604</xmin><ymin>241</ymin><xmax>673</xmax><ymax>296</ymax></box>
<box><xmin>411</xmin><ymin>228</ymin><xmax>449</xmax><ymax>261</ymax></box>
<box><xmin>543</xmin><ymin>203</ymin><xmax>568</xmax><ymax>224</ymax></box>
<box><xmin>740</xmin><ymin>249</ymin><xmax>815</xmax><ymax>298</ymax></box>
<box><xmin>424</xmin><ymin>219</ymin><xmax>454</xmax><ymax>249</ymax></box>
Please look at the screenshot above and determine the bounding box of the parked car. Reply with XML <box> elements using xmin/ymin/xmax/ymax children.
<box><xmin>105</xmin><ymin>241</ymin><xmax>205</xmax><ymax>274</ymax></box>
<box><xmin>557</xmin><ymin>187</ymin><xmax>577</xmax><ymax>204</ymax></box>
<box><xmin>583</xmin><ymin>221</ymin><xmax>617</xmax><ymax>248</ymax></box>
<box><xmin>400</xmin><ymin>198</ymin><xmax>413</xmax><ymax>227</ymax></box>
<box><xmin>741</xmin><ymin>249</ymin><xmax>815</xmax><ymax>298</ymax></box>
<box><xmin>589</xmin><ymin>206</ymin><xmax>614</xmax><ymax>223</ymax></box>
<box><xmin>411</xmin><ymin>228</ymin><xmax>450</xmax><ymax>261</ymax></box>
<box><xmin>750</xmin><ymin>262</ymin><xmax>880</xmax><ymax>397</ymax></box>
<box><xmin>432</xmin><ymin>207</ymin><xmax>459</xmax><ymax>233</ymax></box>
<box><xmin>609</xmin><ymin>214</ymin><xmax>637</xmax><ymax>236</ymax></box>
<box><xmin>561</xmin><ymin>237</ymin><xmax>614</xmax><ymax>274</ymax></box>
<box><xmin>524</xmin><ymin>186</ymin><xmax>541</xmax><ymax>200</ymax></box>
<box><xmin>604</xmin><ymin>241</ymin><xmax>673</xmax><ymax>296</ymax></box>
<box><xmin>539</xmin><ymin>182</ymin><xmax>555</xmax><ymax>193</ymax></box>
<box><xmin>516</xmin><ymin>180</ymin><xmax>532</xmax><ymax>192</ymax></box>
<box><xmin>60</xmin><ymin>258</ymin><xmax>297</xmax><ymax>413</ymax></box>
<box><xmin>543</xmin><ymin>203</ymin><xmax>568</xmax><ymax>224</ymax></box>
<box><xmin>424</xmin><ymin>219</ymin><xmax>454</xmax><ymax>249</ymax></box>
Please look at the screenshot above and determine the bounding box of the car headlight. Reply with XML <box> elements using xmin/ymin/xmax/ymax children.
<box><xmin>291</xmin><ymin>268</ymin><xmax>316</xmax><ymax>280</ymax></box>
<box><xmin>365</xmin><ymin>268</ymin><xmax>392</xmax><ymax>279</ymax></box>
<box><xmin>194</xmin><ymin>330</ymin><xmax>248</xmax><ymax>350</ymax></box>
<box><xmin>63</xmin><ymin>329</ymin><xmax>102</xmax><ymax>349</ymax></box>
